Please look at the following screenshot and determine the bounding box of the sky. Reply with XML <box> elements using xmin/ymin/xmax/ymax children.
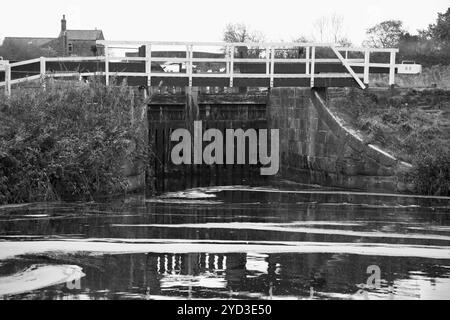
<box><xmin>0</xmin><ymin>0</ymin><xmax>449</xmax><ymax>46</ymax></box>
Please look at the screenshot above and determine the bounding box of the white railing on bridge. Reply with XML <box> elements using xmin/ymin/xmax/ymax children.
<box><xmin>97</xmin><ymin>40</ymin><xmax>399</xmax><ymax>90</ymax></box>
<box><xmin>0</xmin><ymin>56</ymin><xmax>107</xmax><ymax>96</ymax></box>
<box><xmin>1</xmin><ymin>41</ymin><xmax>405</xmax><ymax>96</ymax></box>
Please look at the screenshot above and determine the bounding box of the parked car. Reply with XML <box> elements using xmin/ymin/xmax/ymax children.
<box><xmin>162</xmin><ymin>62</ymin><xmax>185</xmax><ymax>73</ymax></box>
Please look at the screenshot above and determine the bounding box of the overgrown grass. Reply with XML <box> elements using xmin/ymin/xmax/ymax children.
<box><xmin>0</xmin><ymin>80</ymin><xmax>148</xmax><ymax>204</ymax></box>
<box><xmin>329</xmin><ymin>89</ymin><xmax>450</xmax><ymax>196</ymax></box>
<box><xmin>408</xmin><ymin>144</ymin><xmax>450</xmax><ymax>196</ymax></box>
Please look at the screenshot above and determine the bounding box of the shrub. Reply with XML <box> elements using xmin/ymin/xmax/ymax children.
<box><xmin>407</xmin><ymin>145</ymin><xmax>450</xmax><ymax>196</ymax></box>
<box><xmin>0</xmin><ymin>80</ymin><xmax>148</xmax><ymax>204</ymax></box>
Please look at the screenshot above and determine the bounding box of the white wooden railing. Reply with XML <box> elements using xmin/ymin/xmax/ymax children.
<box><xmin>98</xmin><ymin>40</ymin><xmax>400</xmax><ymax>90</ymax></box>
<box><xmin>0</xmin><ymin>56</ymin><xmax>107</xmax><ymax>96</ymax></box>
<box><xmin>1</xmin><ymin>41</ymin><xmax>404</xmax><ymax>96</ymax></box>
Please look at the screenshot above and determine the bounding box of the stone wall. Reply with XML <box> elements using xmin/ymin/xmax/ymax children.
<box><xmin>267</xmin><ymin>87</ymin><xmax>411</xmax><ymax>192</ymax></box>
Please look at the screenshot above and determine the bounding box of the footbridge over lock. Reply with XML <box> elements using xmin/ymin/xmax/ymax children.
<box><xmin>1</xmin><ymin>40</ymin><xmax>418</xmax><ymax>93</ymax></box>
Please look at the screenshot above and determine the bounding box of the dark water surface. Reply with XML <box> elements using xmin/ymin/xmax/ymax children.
<box><xmin>1</xmin><ymin>183</ymin><xmax>450</xmax><ymax>300</ymax></box>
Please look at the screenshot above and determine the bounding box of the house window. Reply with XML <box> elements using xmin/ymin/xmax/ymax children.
<box><xmin>68</xmin><ymin>43</ymin><xmax>73</xmax><ymax>53</ymax></box>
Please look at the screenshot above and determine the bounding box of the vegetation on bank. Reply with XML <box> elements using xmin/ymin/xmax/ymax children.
<box><xmin>0</xmin><ymin>80</ymin><xmax>148</xmax><ymax>205</ymax></box>
<box><xmin>329</xmin><ymin>89</ymin><xmax>450</xmax><ymax>196</ymax></box>
<box><xmin>363</xmin><ymin>9</ymin><xmax>450</xmax><ymax>67</ymax></box>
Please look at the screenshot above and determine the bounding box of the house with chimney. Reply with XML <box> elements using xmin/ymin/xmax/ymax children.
<box><xmin>55</xmin><ymin>15</ymin><xmax>105</xmax><ymax>56</ymax></box>
<box><xmin>2</xmin><ymin>15</ymin><xmax>105</xmax><ymax>58</ymax></box>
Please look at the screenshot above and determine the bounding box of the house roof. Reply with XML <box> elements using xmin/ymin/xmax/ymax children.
<box><xmin>63</xmin><ymin>30</ymin><xmax>104</xmax><ymax>41</ymax></box>
<box><xmin>3</xmin><ymin>37</ymin><xmax>55</xmax><ymax>47</ymax></box>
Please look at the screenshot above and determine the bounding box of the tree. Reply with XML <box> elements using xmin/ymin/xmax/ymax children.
<box><xmin>365</xmin><ymin>8</ymin><xmax>450</xmax><ymax>67</ymax></box>
<box><xmin>312</xmin><ymin>14</ymin><xmax>348</xmax><ymax>44</ymax></box>
<box><xmin>364</xmin><ymin>20</ymin><xmax>406</xmax><ymax>48</ymax></box>
<box><xmin>313</xmin><ymin>17</ymin><xmax>328</xmax><ymax>42</ymax></box>
<box><xmin>330</xmin><ymin>14</ymin><xmax>344</xmax><ymax>44</ymax></box>
<box><xmin>426</xmin><ymin>8</ymin><xmax>450</xmax><ymax>44</ymax></box>
<box><xmin>337</xmin><ymin>37</ymin><xmax>353</xmax><ymax>47</ymax></box>
<box><xmin>293</xmin><ymin>35</ymin><xmax>310</xmax><ymax>43</ymax></box>
<box><xmin>222</xmin><ymin>23</ymin><xmax>265</xmax><ymax>59</ymax></box>
<box><xmin>222</xmin><ymin>23</ymin><xmax>265</xmax><ymax>43</ymax></box>
<box><xmin>395</xmin><ymin>8</ymin><xmax>450</xmax><ymax>66</ymax></box>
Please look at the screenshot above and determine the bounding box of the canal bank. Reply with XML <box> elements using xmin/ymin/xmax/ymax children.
<box><xmin>327</xmin><ymin>87</ymin><xmax>450</xmax><ymax>196</ymax></box>
<box><xmin>267</xmin><ymin>87</ymin><xmax>412</xmax><ymax>193</ymax></box>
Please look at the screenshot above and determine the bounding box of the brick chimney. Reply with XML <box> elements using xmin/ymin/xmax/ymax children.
<box><xmin>61</xmin><ymin>14</ymin><xmax>67</xmax><ymax>32</ymax></box>
<box><xmin>61</xmin><ymin>15</ymin><xmax>67</xmax><ymax>56</ymax></box>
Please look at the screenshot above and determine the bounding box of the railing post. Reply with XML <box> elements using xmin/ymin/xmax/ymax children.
<box><xmin>230</xmin><ymin>45</ymin><xmax>234</xmax><ymax>88</ymax></box>
<box><xmin>266</xmin><ymin>46</ymin><xmax>270</xmax><ymax>75</ymax></box>
<box><xmin>389</xmin><ymin>50</ymin><xmax>396</xmax><ymax>87</ymax></box>
<box><xmin>105</xmin><ymin>45</ymin><xmax>110</xmax><ymax>86</ymax></box>
<box><xmin>310</xmin><ymin>46</ymin><xmax>316</xmax><ymax>87</ymax></box>
<box><xmin>5</xmin><ymin>63</ymin><xmax>11</xmax><ymax>96</ymax></box>
<box><xmin>270</xmin><ymin>47</ymin><xmax>275</xmax><ymax>88</ymax></box>
<box><xmin>146</xmin><ymin>44</ymin><xmax>152</xmax><ymax>88</ymax></box>
<box><xmin>363</xmin><ymin>49</ymin><xmax>370</xmax><ymax>85</ymax></box>
<box><xmin>188</xmin><ymin>44</ymin><xmax>193</xmax><ymax>87</ymax></box>
<box><xmin>305</xmin><ymin>46</ymin><xmax>310</xmax><ymax>75</ymax></box>
<box><xmin>225</xmin><ymin>45</ymin><xmax>230</xmax><ymax>76</ymax></box>
<box><xmin>40</xmin><ymin>57</ymin><xmax>46</xmax><ymax>89</ymax></box>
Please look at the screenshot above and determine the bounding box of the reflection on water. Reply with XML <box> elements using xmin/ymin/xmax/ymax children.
<box><xmin>0</xmin><ymin>183</ymin><xmax>450</xmax><ymax>300</ymax></box>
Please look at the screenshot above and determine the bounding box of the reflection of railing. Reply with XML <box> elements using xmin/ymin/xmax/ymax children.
<box><xmin>1</xmin><ymin>41</ymin><xmax>409</xmax><ymax>96</ymax></box>
<box><xmin>156</xmin><ymin>253</ymin><xmax>227</xmax><ymax>275</ymax></box>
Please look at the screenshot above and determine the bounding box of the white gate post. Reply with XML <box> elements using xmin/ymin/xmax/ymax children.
<box><xmin>146</xmin><ymin>44</ymin><xmax>152</xmax><ymax>88</ymax></box>
<box><xmin>230</xmin><ymin>45</ymin><xmax>234</xmax><ymax>88</ymax></box>
<box><xmin>225</xmin><ymin>45</ymin><xmax>230</xmax><ymax>76</ymax></box>
<box><xmin>105</xmin><ymin>45</ymin><xmax>110</xmax><ymax>86</ymax></box>
<box><xmin>389</xmin><ymin>50</ymin><xmax>396</xmax><ymax>87</ymax></box>
<box><xmin>310</xmin><ymin>46</ymin><xmax>316</xmax><ymax>87</ymax></box>
<box><xmin>363</xmin><ymin>50</ymin><xmax>370</xmax><ymax>85</ymax></box>
<box><xmin>270</xmin><ymin>47</ymin><xmax>275</xmax><ymax>88</ymax></box>
<box><xmin>305</xmin><ymin>46</ymin><xmax>310</xmax><ymax>75</ymax></box>
<box><xmin>188</xmin><ymin>44</ymin><xmax>193</xmax><ymax>87</ymax></box>
<box><xmin>5</xmin><ymin>63</ymin><xmax>11</xmax><ymax>96</ymax></box>
<box><xmin>40</xmin><ymin>57</ymin><xmax>46</xmax><ymax>89</ymax></box>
